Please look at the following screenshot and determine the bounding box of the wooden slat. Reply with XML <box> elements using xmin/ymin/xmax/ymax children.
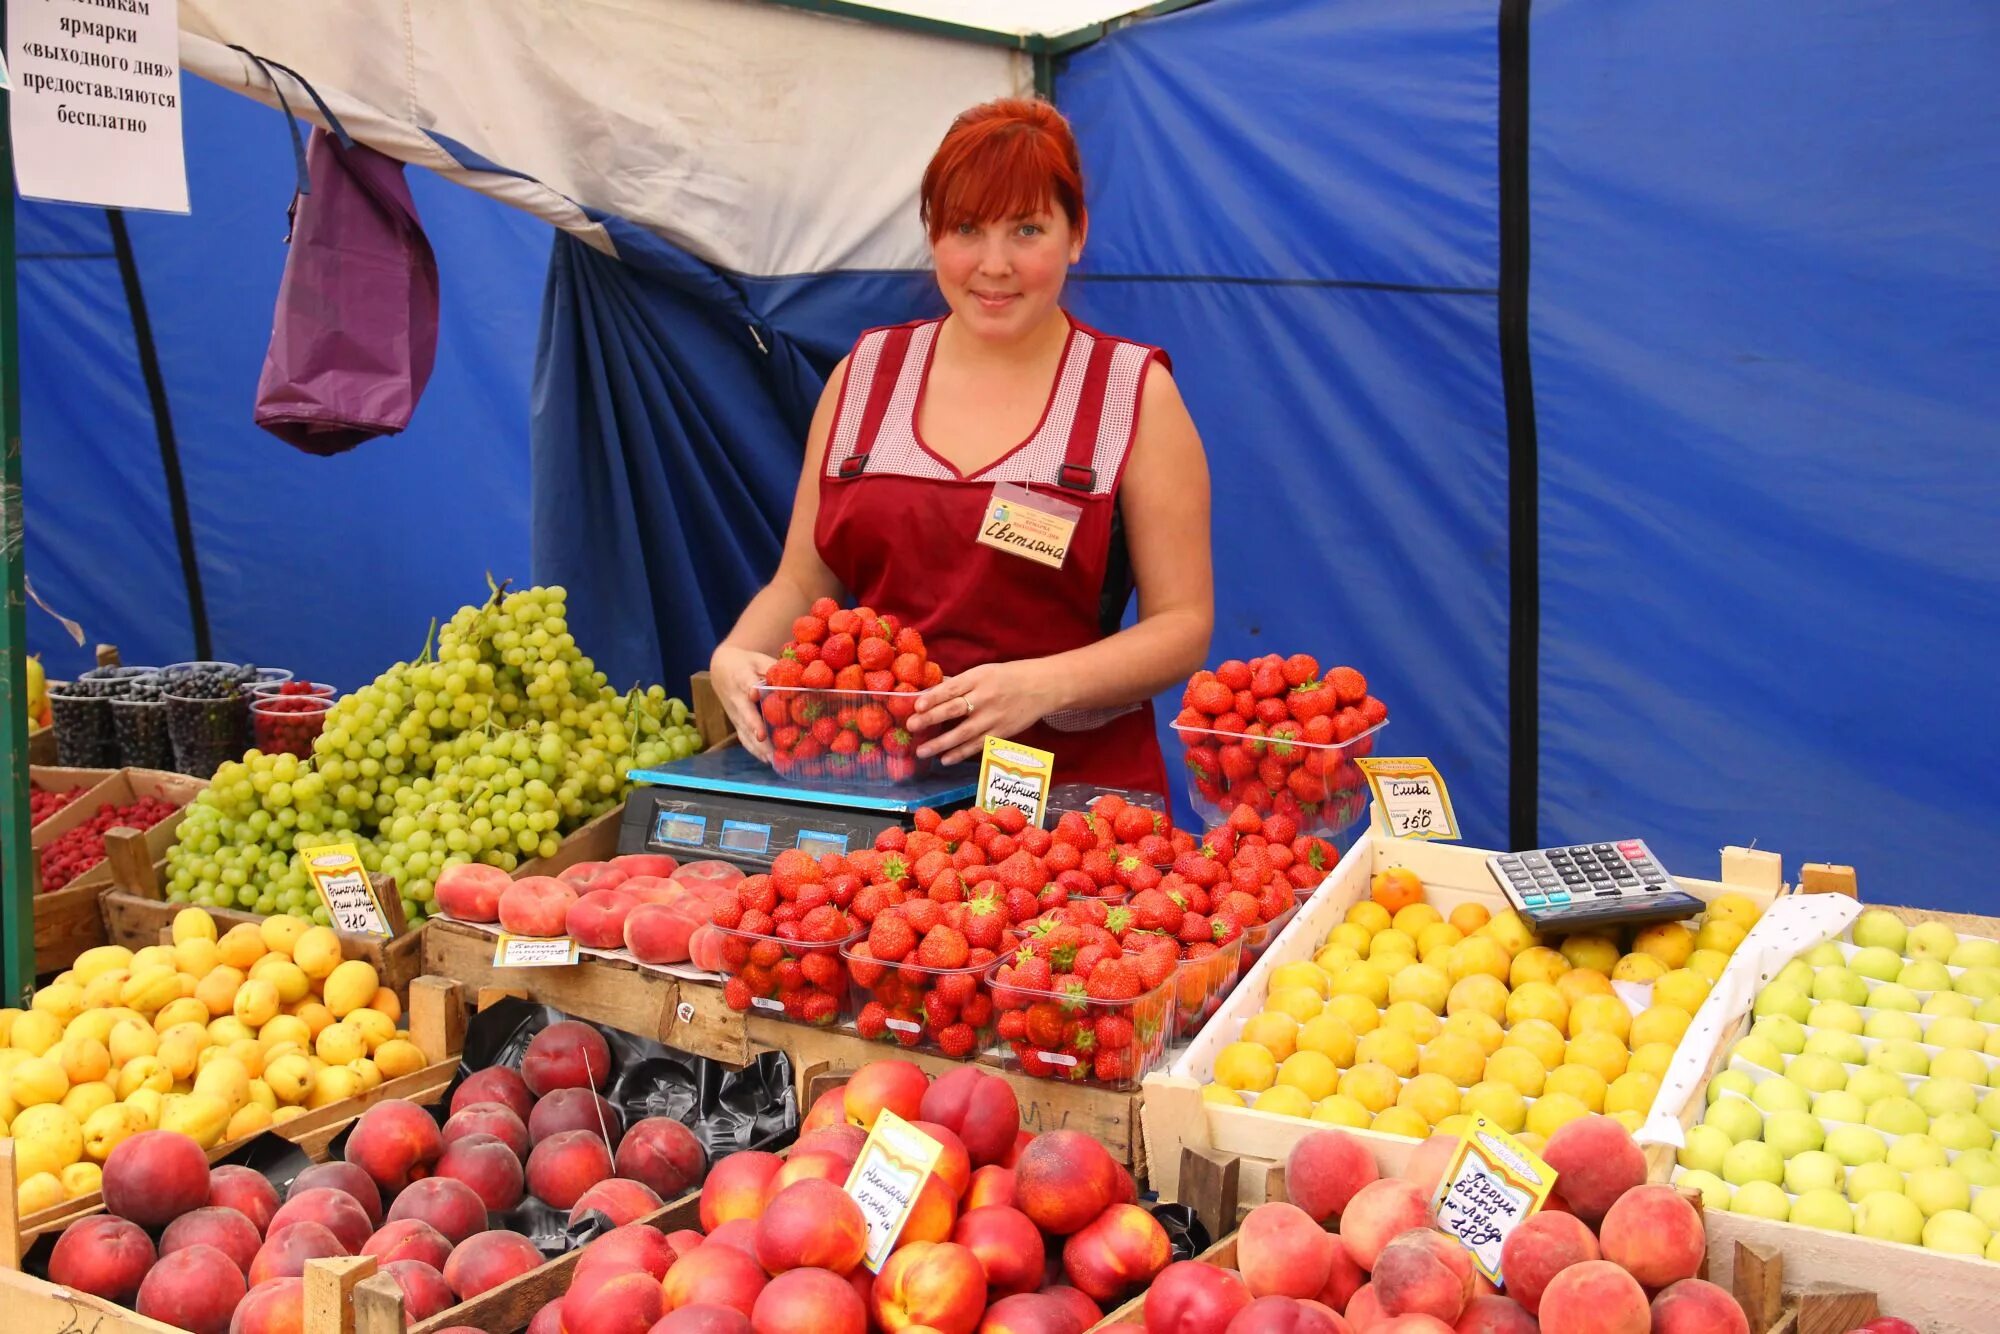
<box><xmin>3</xmin><ymin>1266</ymin><xmax>190</xmax><ymax>1334</ymax></box>
<box><xmin>353</xmin><ymin>1273</ymin><xmax>411</xmax><ymax>1334</ymax></box>
<box><xmin>1704</xmin><ymin>1208</ymin><xmax>1993</xmax><ymax>1334</ymax></box>
<box><xmin>1795</xmin><ymin>1287</ymin><xmax>1878</xmax><ymax>1334</ymax></box>
<box><xmin>1732</xmin><ymin>1241</ymin><xmax>1784</xmax><ymax>1332</ymax></box>
<box><xmin>1177</xmin><ymin>1147</ymin><xmax>1239</xmax><ymax>1246</ymax></box>
<box><xmin>308</xmin><ymin>1256</ymin><xmax>379</xmax><ymax>1334</ymax></box>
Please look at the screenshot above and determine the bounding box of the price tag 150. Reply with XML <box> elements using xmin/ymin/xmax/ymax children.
<box><xmin>1356</xmin><ymin>757</ymin><xmax>1460</xmax><ymax>842</ymax></box>
<box><xmin>1429</xmin><ymin>1115</ymin><xmax>1555</xmax><ymax>1284</ymax></box>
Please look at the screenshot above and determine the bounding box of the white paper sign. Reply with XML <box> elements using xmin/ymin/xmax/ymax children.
<box><xmin>1357</xmin><ymin>758</ymin><xmax>1460</xmax><ymax>841</ymax></box>
<box><xmin>8</xmin><ymin>0</ymin><xmax>189</xmax><ymax>212</ymax></box>
<box><xmin>493</xmin><ymin>935</ymin><xmax>581</xmax><ymax>967</ymax></box>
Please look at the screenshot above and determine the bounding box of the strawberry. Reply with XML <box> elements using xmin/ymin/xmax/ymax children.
<box><xmin>1250</xmin><ymin>660</ymin><xmax>1287</xmax><ymax>699</ymax></box>
<box><xmin>1177</xmin><ymin>912</ymin><xmax>1211</xmax><ymax>944</ymax></box>
<box><xmin>1227</xmin><ymin>804</ymin><xmax>1264</xmax><ymax>835</ymax></box>
<box><xmin>936</xmin><ymin>1023</ymin><xmax>978</xmax><ymax>1058</ymax></box>
<box><xmin>766</xmin><ymin>657</ymin><xmax>805</xmax><ymax>689</ymax></box>
<box><xmin>856</xmin><ymin>1001</ymin><xmax>890</xmax><ymax>1038</ymax></box>
<box><xmin>1003</xmin><ymin>888</ymin><xmax>1040</xmax><ymax>924</ymax></box>
<box><xmin>928</xmin><ymin>869</ymin><xmax>967</xmax><ymax>904</ymax></box>
<box><xmin>1287</xmin><ymin>680</ymin><xmax>1336</xmax><ymax>722</ymax></box>
<box><xmin>1112</xmin><ymin>807</ymin><xmax>1160</xmax><ymax>843</ymax></box>
<box><xmin>1181</xmin><ymin>672</ymin><xmax>1221</xmax><ymax>710</ymax></box>
<box><xmin>1094</xmin><ymin>1014</ymin><xmax>1136</xmax><ymax>1051</ymax></box>
<box><xmin>1189</xmin><ymin>678</ymin><xmax>1233</xmax><ymax>716</ymax></box>
<box><xmin>801</xmin><ymin>991</ymin><xmax>838</xmax><ymax>1025</ymax></box>
<box><xmin>1085</xmin><ymin>958</ymin><xmax>1143</xmax><ymax>1001</ymax></box>
<box><xmin>800</xmin><ymin>905</ymin><xmax>850</xmax><ymax>942</ymax></box>
<box><xmin>1129</xmin><ymin>889</ymin><xmax>1184</xmax><ymax>934</ymax></box>
<box><xmin>846</xmin><ymin>944</ymin><xmax>886</xmax><ymax>987</ymax></box>
<box><xmin>1080</xmin><ymin>848</ymin><xmax>1117</xmax><ymax>887</ymax></box>
<box><xmin>870</xmin><ymin>913</ymin><xmax>916</xmax><ymax>962</ymax></box>
<box><xmin>1253</xmin><ymin>697</ymin><xmax>1290</xmax><ymax>726</ymax></box>
<box><xmin>722</xmin><ymin>977</ymin><xmax>752</xmax><ymax>1011</ymax></box>
<box><xmin>1327</xmin><ymin>665</ymin><xmax>1368</xmax><ymax>705</ymax></box>
<box><xmin>903</xmin><ymin>898</ymin><xmax>944</xmax><ymax>935</ymax></box>
<box><xmin>1134</xmin><ymin>946</ymin><xmax>1177</xmax><ymax>991</ymax></box>
<box><xmin>1359</xmin><ymin>694</ymin><xmax>1389</xmax><ymax>726</ymax></box>
<box><xmin>960</xmin><ymin>894</ymin><xmax>1005</xmax><ymax>949</ymax></box>
<box><xmin>930</xmin><ymin>969</ymin><xmax>979</xmax><ymax>1008</ymax></box>
<box><xmin>1094</xmin><ymin>1048</ymin><xmax>1137</xmax><ymax>1084</ymax></box>
<box><xmin>915</xmin><ymin>926</ymin><xmax>970</xmax><ymax>970</ymax></box>
<box><xmin>997</xmin><ymin>1010</ymin><xmax>1028</xmax><ymax>1042</ymax></box>
<box><xmin>802</xmin><ymin>660</ymin><xmax>836</xmax><ymax>689</ymax></box>
<box><xmin>1282</xmin><ymin>653</ymin><xmax>1321</xmax><ymax>687</ymax></box>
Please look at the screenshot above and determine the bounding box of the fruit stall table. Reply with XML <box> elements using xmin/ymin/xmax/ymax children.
<box><xmin>1138</xmin><ymin>810</ymin><xmax>1794</xmax><ymax>1209</ymax></box>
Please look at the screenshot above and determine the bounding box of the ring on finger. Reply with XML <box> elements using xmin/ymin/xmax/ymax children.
<box><xmin>962</xmin><ymin>695</ymin><xmax>975</xmax><ymax>719</ymax></box>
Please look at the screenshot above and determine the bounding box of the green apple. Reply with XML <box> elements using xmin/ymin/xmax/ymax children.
<box><xmin>1754</xmin><ymin>982</ymin><xmax>1813</xmax><ymax>1024</ymax></box>
<box><xmin>1784</xmin><ymin>1149</ymin><xmax>1845</xmax><ymax>1195</ymax></box>
<box><xmin>1731</xmin><ymin>1034</ymin><xmax>1786</xmax><ymax>1072</ymax></box>
<box><xmin>1906</xmin><ymin>1165</ymin><xmax>1973</xmax><ymax>1217</ymax></box>
<box><xmin>1826</xmin><ymin>1123</ymin><xmax>1891</xmax><ymax>1167</ymax></box>
<box><xmin>1676</xmin><ymin>1168</ymin><xmax>1732</xmax><ymax>1210</ymax></box>
<box><xmin>1708</xmin><ymin>1069</ymin><xmax>1756</xmax><ymax>1105</ymax></box>
<box><xmin>1851</xmin><ymin>909</ymin><xmax>1909</xmax><ymax>953</ymax></box>
<box><xmin>1846</xmin><ymin>1161</ymin><xmax>1905</xmax><ymax>1201</ymax></box>
<box><xmin>1927</xmin><ymin>1016</ymin><xmax>1987</xmax><ymax>1052</ymax></box>
<box><xmin>1751</xmin><ymin>1015</ymin><xmax>1807</xmax><ymax>1056</ymax></box>
<box><xmin>1787</xmin><ymin>1052</ymin><xmax>1850</xmax><ymax>1093</ymax></box>
<box><xmin>1765</xmin><ymin>1109</ymin><xmax>1827</xmax><ymax>1158</ymax></box>
<box><xmin>1900</xmin><ymin>959</ymin><xmax>1954</xmax><ymax>992</ymax></box>
<box><xmin>1809</xmin><ymin>1000</ymin><xmax>1866</xmax><ymax>1034</ymax></box>
<box><xmin>1973</xmin><ymin>1186</ymin><xmax>2000</xmax><ymax>1230</ymax></box>
<box><xmin>1915</xmin><ymin>1075</ymin><xmax>1981</xmax><ymax>1118</ymax></box>
<box><xmin>1722</xmin><ymin>1138</ymin><xmax>1785</xmax><ymax>1186</ymax></box>
<box><xmin>1810</xmin><ymin>965</ymin><xmax>1870</xmax><ymax>1006</ymax></box>
<box><xmin>1924</xmin><ymin>991</ymin><xmax>1979</xmax><ymax>1019</ymax></box>
<box><xmin>1888</xmin><ymin>1134</ymin><xmax>1950</xmax><ymax>1173</ymax></box>
<box><xmin>1955</xmin><ymin>1148</ymin><xmax>2000</xmax><ymax>1188</ymax></box>
<box><xmin>1751</xmin><ymin>1075</ymin><xmax>1811</xmax><ymax>1114</ymax></box>
<box><xmin>1867</xmin><ymin>1096</ymin><xmax>1930</xmax><ymax>1136</ymax></box>
<box><xmin>1857</xmin><ymin>1192</ymin><xmax>1925</xmax><ymax>1244</ymax></box>
<box><xmin>1952</xmin><ymin>938</ymin><xmax>2000</xmax><ymax>969</ymax></box>
<box><xmin>1922</xmin><ymin>1208</ymin><xmax>1991</xmax><ymax>1255</ymax></box>
<box><xmin>1870</xmin><ymin>1040</ymin><xmax>1931</xmax><ymax>1078</ymax></box>
<box><xmin>1845</xmin><ymin>1065</ymin><xmax>1909</xmax><ymax>1106</ymax></box>
<box><xmin>1790</xmin><ymin>1187</ymin><xmax>1855</xmax><ymax>1233</ymax></box>
<box><xmin>1803</xmin><ymin>941</ymin><xmax>1848</xmax><ymax>968</ymax></box>
<box><xmin>1678</xmin><ymin>1122</ymin><xmax>1733</xmax><ymax>1174</ymax></box>
<box><xmin>1703</xmin><ymin>1096</ymin><xmax>1765</xmax><ymax>1144</ymax></box>
<box><xmin>1931</xmin><ymin>1110</ymin><xmax>1992</xmax><ymax>1152</ymax></box>
<box><xmin>1909</xmin><ymin>921</ymin><xmax>1962</xmax><ymax>961</ymax></box>
<box><xmin>1774</xmin><ymin>959</ymin><xmax>1814</xmax><ymax>992</ymax></box>
<box><xmin>1851</xmin><ymin>946</ymin><xmax>1907</xmax><ymax>982</ymax></box>
<box><xmin>1928</xmin><ymin>1048</ymin><xmax>1992</xmax><ymax>1086</ymax></box>
<box><xmin>1813</xmin><ymin>1090</ymin><xmax>1867</xmax><ymax>1124</ymax></box>
<box><xmin>1728</xmin><ymin>1179</ymin><xmax>1793</xmax><ymax>1220</ymax></box>
<box><xmin>1868</xmin><ymin>983</ymin><xmax>1922</xmax><ymax>1013</ymax></box>
<box><xmin>1802</xmin><ymin>1031</ymin><xmax>1866</xmax><ymax>1067</ymax></box>
<box><xmin>1864</xmin><ymin>1009</ymin><xmax>1924</xmax><ymax>1042</ymax></box>
<box><xmin>1957</xmin><ymin>969</ymin><xmax>2000</xmax><ymax>1003</ymax></box>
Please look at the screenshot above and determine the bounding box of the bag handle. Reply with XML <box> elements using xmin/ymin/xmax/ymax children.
<box><xmin>228</xmin><ymin>45</ymin><xmax>354</xmax><ymax>228</ymax></box>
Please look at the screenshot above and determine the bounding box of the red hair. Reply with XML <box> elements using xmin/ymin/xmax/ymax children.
<box><xmin>920</xmin><ymin>98</ymin><xmax>1085</xmax><ymax>242</ymax></box>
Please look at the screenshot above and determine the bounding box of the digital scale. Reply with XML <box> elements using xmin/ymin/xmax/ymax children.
<box><xmin>621</xmin><ymin>747</ymin><xmax>979</xmax><ymax>873</ymax></box>
<box><xmin>1485</xmin><ymin>839</ymin><xmax>1707</xmax><ymax>934</ymax></box>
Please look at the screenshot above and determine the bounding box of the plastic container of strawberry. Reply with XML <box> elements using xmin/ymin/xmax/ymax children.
<box><xmin>986</xmin><ymin>957</ymin><xmax>1174</xmax><ymax>1091</ymax></box>
<box><xmin>755</xmin><ymin>686</ymin><xmax>940</xmax><ymax>786</ymax></box>
<box><xmin>841</xmin><ymin>945</ymin><xmax>996</xmax><ymax>1057</ymax></box>
<box><xmin>1126</xmin><ymin>931</ymin><xmax>1247</xmax><ymax>1045</ymax></box>
<box><xmin>1239</xmin><ymin>898</ymin><xmax>1301</xmax><ymax>972</ymax></box>
<box><xmin>712</xmin><ymin>921</ymin><xmax>861</xmax><ymax>1027</ymax></box>
<box><xmin>1173</xmin><ymin>718</ymin><xmax>1386</xmax><ymax>838</ymax></box>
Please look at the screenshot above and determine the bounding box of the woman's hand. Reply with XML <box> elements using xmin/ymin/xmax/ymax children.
<box><xmin>710</xmin><ymin>644</ymin><xmax>778</xmax><ymax>761</ymax></box>
<box><xmin>909</xmin><ymin>660</ymin><xmax>1066</xmax><ymax>765</ymax></box>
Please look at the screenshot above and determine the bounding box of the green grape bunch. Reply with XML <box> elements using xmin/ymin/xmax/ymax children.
<box><xmin>164</xmin><ymin>582</ymin><xmax>703</xmax><ymax>926</ymax></box>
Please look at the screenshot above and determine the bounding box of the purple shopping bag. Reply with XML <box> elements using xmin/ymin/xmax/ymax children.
<box><xmin>254</xmin><ymin>128</ymin><xmax>439</xmax><ymax>455</ymax></box>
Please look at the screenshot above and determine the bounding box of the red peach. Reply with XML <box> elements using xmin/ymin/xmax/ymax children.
<box><xmin>614</xmin><ymin>853</ymin><xmax>682</xmax><ymax>878</ymax></box>
<box><xmin>649</xmin><ymin>1306</ymin><xmax>753</xmax><ymax>1334</ymax></box>
<box><xmin>382</xmin><ymin>1259</ymin><xmax>457</xmax><ymax>1322</ymax></box>
<box><xmin>1042</xmin><ymin>1287</ymin><xmax>1102</xmax><ymax>1333</ymax></box>
<box><xmin>1223</xmin><ymin>1296</ymin><xmax>1354</xmax><ymax>1334</ymax></box>
<box><xmin>343</xmin><ymin>1099</ymin><xmax>445</xmax><ymax>1195</ymax></box>
<box><xmin>499</xmin><ymin>875</ymin><xmax>578</xmax><ymax>936</ymax></box>
<box><xmin>437</xmin><ymin>1131</ymin><xmax>527</xmax><ymax>1211</ymax></box>
<box><xmin>844</xmin><ymin>1060</ymin><xmax>931</xmax><ymax>1130</ymax></box>
<box><xmin>361</xmin><ymin>1218</ymin><xmax>454</xmax><ymax>1269</ymax></box>
<box><xmin>1236</xmin><ymin>1202</ymin><xmax>1338</xmax><ymax>1300</ymax></box>
<box><xmin>568</xmin><ymin>888</ymin><xmax>641</xmax><ymax>949</ymax></box>
<box><xmin>966</xmin><ymin>1165</ymin><xmax>1017</xmax><ymax>1211</ymax></box>
<box><xmin>1114</xmin><ymin>1166</ymin><xmax>1140</xmax><ymax>1207</ymax></box>
<box><xmin>1346</xmin><ymin>1285</ymin><xmax>1384</xmax><ymax>1331</ymax></box>
<box><xmin>443</xmin><ymin>1229</ymin><xmax>546</xmax><ymax>1298</ymax></box>
<box><xmin>137</xmin><ymin>1244</ymin><xmax>245</xmax><ymax>1334</ymax></box>
<box><xmin>1371</xmin><ymin>1231</ymin><xmax>1471</xmax><ymax>1325</ymax></box>
<box><xmin>625</xmin><ymin>902</ymin><xmax>706</xmax><ymax>964</ymax></box>
<box><xmin>566</xmin><ymin>1270</ymin><xmax>667</xmax><ymax>1334</ymax></box>
<box><xmin>708</xmin><ymin>1218</ymin><xmax>761</xmax><ymax>1258</ymax></box>
<box><xmin>1015</xmin><ymin>1130</ymin><xmax>1121</xmax><ymax>1235</ymax></box>
<box><xmin>529</xmin><ymin>1307</ymin><xmax>564</xmax><ymax>1334</ymax></box>
<box><xmin>562</xmin><ymin>861</ymin><xmax>633</xmax><ymax>893</ymax></box>
<box><xmin>1373</xmin><ymin>1319</ymin><xmax>1453</xmax><ymax>1333</ymax></box>
<box><xmin>802</xmin><ymin>1085</ymin><xmax>850</xmax><ymax>1135</ymax></box>
<box><xmin>436</xmin><ymin>863</ymin><xmax>510</xmax><ymax>921</ymax></box>
<box><xmin>231</xmin><ymin>1276</ymin><xmax>305</xmax><ymax>1334</ymax></box>
<box><xmin>617</xmin><ymin>1116</ymin><xmax>709</xmax><ymax>1199</ymax></box>
<box><xmin>1287</xmin><ymin>1130</ymin><xmax>1380</xmax><ymax>1226</ymax></box>
<box><xmin>269</xmin><ymin>1188</ymin><xmax>373</xmax><ymax>1255</ymax></box>
<box><xmin>388</xmin><ymin>1175</ymin><xmax>490</xmax><ymax>1246</ymax></box>
<box><xmin>794</xmin><ymin>1123</ymin><xmax>869</xmax><ymax>1159</ymax></box>
<box><xmin>1452</xmin><ymin>1296</ymin><xmax>1537</xmax><ymax>1333</ymax></box>
<box><xmin>700</xmin><ymin>1151</ymin><xmax>784</xmax><ymax>1231</ymax></box>
<box><xmin>450</xmin><ymin>1066</ymin><xmax>536</xmax><ymax>1121</ymax></box>
<box><xmin>663</xmin><ymin>1241</ymin><xmax>769</xmax><ymax>1317</ymax></box>
<box><xmin>210</xmin><ymin>1165</ymin><xmax>283</xmax><ymax>1236</ymax></box>
<box><xmin>1597</xmin><ymin>1185</ymin><xmax>1703</xmax><ymax>1290</ymax></box>
<box><xmin>1144</xmin><ymin>1260</ymin><xmax>1254</xmax><ymax>1334</ymax></box>
<box><xmin>1398</xmin><ymin>1138</ymin><xmax>1458</xmax><ymax>1204</ymax></box>
<box><xmin>530</xmin><ymin>1086</ymin><xmax>626</xmax><ymax>1147</ymax></box>
<box><xmin>1002</xmin><ymin>1131</ymin><xmax>1033</xmax><ymax>1168</ymax></box>
<box><xmin>668</xmin><ymin>1228</ymin><xmax>707</xmax><ymax>1260</ymax></box>
<box><xmin>763</xmin><ymin>1147</ymin><xmax>860</xmax><ymax>1203</ymax></box>
<box><xmin>1496</xmin><ymin>1210</ymin><xmax>1599</xmax><ymax>1316</ymax></box>
<box><xmin>570</xmin><ymin>1176</ymin><xmax>664</xmax><ymax>1227</ymax></box>
<box><xmin>249</xmin><ymin>1222</ymin><xmax>347</xmax><ymax>1287</ymax></box>
<box><xmin>1539</xmin><ymin>1117</ymin><xmax>1645</xmax><ymax>1227</ymax></box>
<box><xmin>757</xmin><ymin>1178</ymin><xmax>869</xmax><ymax>1275</ymax></box>
<box><xmin>103</xmin><ymin>1129</ymin><xmax>211</xmax><ymax>1228</ymax></box>
<box><xmin>443</xmin><ymin>1102</ymin><xmax>532</xmax><ymax>1160</ymax></box>
<box><xmin>161</xmin><ymin>1206</ymin><xmax>263</xmax><ymax>1276</ymax></box>
<box><xmin>755</xmin><ymin>1267</ymin><xmax>869</xmax><ymax>1334</ymax></box>
<box><xmin>1648</xmin><ymin>1280</ymin><xmax>1749</xmax><ymax>1334</ymax></box>
<box><xmin>526</xmin><ymin>1127</ymin><xmax>615</xmax><ymax>1209</ymax></box>
<box><xmin>909</xmin><ymin>1120</ymin><xmax>974</xmax><ymax>1199</ymax></box>
<box><xmin>873</xmin><ymin>1241</ymin><xmax>990</xmax><ymax>1334</ymax></box>
<box><xmin>1338</xmin><ymin>1180</ymin><xmax>1431</xmax><ymax>1271</ymax></box>
<box><xmin>977</xmin><ymin>1293</ymin><xmax>1090</xmax><ymax>1334</ymax></box>
<box><xmin>1536</xmin><ymin>1262</ymin><xmax>1648</xmax><ymax>1334</ymax></box>
<box><xmin>952</xmin><ymin>1205</ymin><xmax>1045</xmax><ymax>1297</ymax></box>
<box><xmin>287</xmin><ymin>1161</ymin><xmax>384</xmax><ymax>1227</ymax></box>
<box><xmin>1061</xmin><ymin>1203</ymin><xmax>1172</xmax><ymax>1305</ymax></box>
<box><xmin>1316</xmin><ymin>1240</ymin><xmax>1366</xmax><ymax>1314</ymax></box>
<box><xmin>895</xmin><ymin>1173</ymin><xmax>960</xmax><ymax>1249</ymax></box>
<box><xmin>523</xmin><ymin>1020</ymin><xmax>613</xmax><ymax>1095</ymax></box>
<box><xmin>919</xmin><ymin>1067</ymin><xmax>1021</xmax><ymax>1168</ymax></box>
<box><xmin>579</xmin><ymin>1223</ymin><xmax>679</xmax><ymax>1281</ymax></box>
<box><xmin>49</xmin><ymin>1214</ymin><xmax>155</xmax><ymax>1304</ymax></box>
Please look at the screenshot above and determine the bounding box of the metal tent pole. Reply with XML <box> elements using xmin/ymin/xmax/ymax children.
<box><xmin>0</xmin><ymin>18</ymin><xmax>35</xmax><ymax>1002</ymax></box>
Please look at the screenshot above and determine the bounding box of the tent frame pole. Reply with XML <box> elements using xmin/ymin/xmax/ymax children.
<box><xmin>0</xmin><ymin>8</ymin><xmax>35</xmax><ymax>1003</ymax></box>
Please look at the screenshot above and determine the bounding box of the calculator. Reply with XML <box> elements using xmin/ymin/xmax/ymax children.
<box><xmin>1485</xmin><ymin>840</ymin><xmax>1707</xmax><ymax>934</ymax></box>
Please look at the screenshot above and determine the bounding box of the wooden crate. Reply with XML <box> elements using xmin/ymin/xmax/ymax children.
<box><xmin>30</xmin><ymin>769</ymin><xmax>208</xmax><ymax>976</ymax></box>
<box><xmin>27</xmin><ymin>765</ymin><xmax>119</xmax><ymax>832</ymax></box>
<box><xmin>0</xmin><ymin>977</ymin><xmax>465</xmax><ymax>1262</ymax></box>
<box><xmin>1139</xmin><ymin>818</ymin><xmax>1791</xmax><ymax>1208</ymax></box>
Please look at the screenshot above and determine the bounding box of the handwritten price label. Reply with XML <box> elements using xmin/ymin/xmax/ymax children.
<box><xmin>301</xmin><ymin>844</ymin><xmax>393</xmax><ymax>937</ymax></box>
<box><xmin>492</xmin><ymin>935</ymin><xmax>581</xmax><ymax>967</ymax></box>
<box><xmin>1356</xmin><ymin>758</ymin><xmax>1460</xmax><ymax>842</ymax></box>
<box><xmin>1429</xmin><ymin>1116</ymin><xmax>1554</xmax><ymax>1284</ymax></box>
<box><xmin>977</xmin><ymin>736</ymin><xmax>1055</xmax><ymax>827</ymax></box>
<box><xmin>844</xmin><ymin>1110</ymin><xmax>944</xmax><ymax>1272</ymax></box>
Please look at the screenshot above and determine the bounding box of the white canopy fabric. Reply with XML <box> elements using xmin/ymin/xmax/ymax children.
<box><xmin>179</xmin><ymin>0</ymin><xmax>1031</xmax><ymax>274</ymax></box>
<box><xmin>835</xmin><ymin>0</ymin><xmax>1171</xmax><ymax>40</ymax></box>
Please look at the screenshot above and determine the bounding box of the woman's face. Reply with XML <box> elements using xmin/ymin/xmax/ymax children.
<box><xmin>931</xmin><ymin>207</ymin><xmax>1083</xmax><ymax>344</ymax></box>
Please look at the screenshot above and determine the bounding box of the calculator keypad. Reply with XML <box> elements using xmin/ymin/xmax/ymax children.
<box><xmin>1488</xmin><ymin>840</ymin><xmax>1704</xmax><ymax>933</ymax></box>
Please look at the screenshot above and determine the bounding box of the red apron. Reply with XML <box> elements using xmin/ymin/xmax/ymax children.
<box><xmin>814</xmin><ymin>312</ymin><xmax>1170</xmax><ymax>798</ymax></box>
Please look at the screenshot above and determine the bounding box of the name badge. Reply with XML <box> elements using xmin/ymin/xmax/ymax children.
<box><xmin>975</xmin><ymin>482</ymin><xmax>1079</xmax><ymax>569</ymax></box>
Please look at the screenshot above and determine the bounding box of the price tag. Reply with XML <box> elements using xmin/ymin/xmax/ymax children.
<box><xmin>492</xmin><ymin>934</ymin><xmax>581</xmax><ymax>967</ymax></box>
<box><xmin>301</xmin><ymin>845</ymin><xmax>393</xmax><ymax>937</ymax></box>
<box><xmin>844</xmin><ymin>1110</ymin><xmax>944</xmax><ymax>1272</ymax></box>
<box><xmin>1429</xmin><ymin>1115</ymin><xmax>1555</xmax><ymax>1284</ymax></box>
<box><xmin>1356</xmin><ymin>757</ymin><xmax>1460</xmax><ymax>841</ymax></box>
<box><xmin>977</xmin><ymin>736</ymin><xmax>1055</xmax><ymax>827</ymax></box>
